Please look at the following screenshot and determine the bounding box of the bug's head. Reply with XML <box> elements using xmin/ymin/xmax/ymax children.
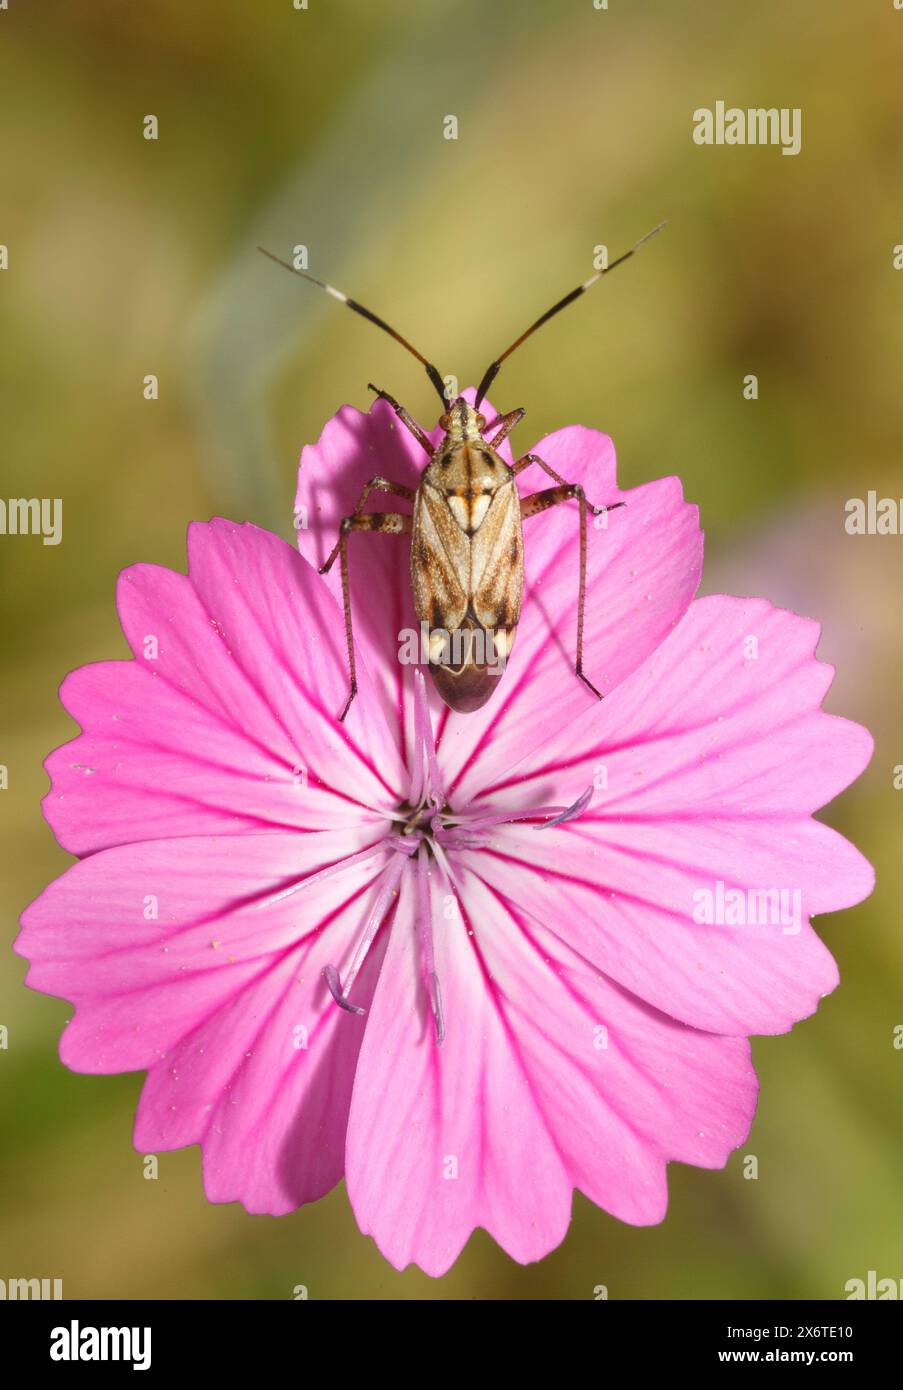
<box><xmin>439</xmin><ymin>396</ymin><xmax>486</xmax><ymax>442</ymax></box>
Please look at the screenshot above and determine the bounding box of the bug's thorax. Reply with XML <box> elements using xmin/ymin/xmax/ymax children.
<box><xmin>424</xmin><ymin>397</ymin><xmax>512</xmax><ymax>536</ymax></box>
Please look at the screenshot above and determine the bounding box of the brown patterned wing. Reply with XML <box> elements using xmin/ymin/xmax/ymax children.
<box><xmin>410</xmin><ymin>482</ymin><xmax>470</xmax><ymax>634</ymax></box>
<box><xmin>469</xmin><ymin>479</ymin><xmax>524</xmax><ymax>636</ymax></box>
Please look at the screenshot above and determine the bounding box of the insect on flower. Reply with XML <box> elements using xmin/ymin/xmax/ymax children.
<box><xmin>259</xmin><ymin>224</ymin><xmax>665</xmax><ymax>718</ymax></box>
<box><xmin>17</xmin><ymin>518</ymin><xmax>874</xmax><ymax>1275</ymax></box>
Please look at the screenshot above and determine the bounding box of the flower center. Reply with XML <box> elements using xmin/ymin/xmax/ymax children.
<box><xmin>321</xmin><ymin>670</ymin><xmax>593</xmax><ymax>1046</ymax></box>
<box><xmin>394</xmin><ymin>799</ymin><xmax>446</xmax><ymax>839</ymax></box>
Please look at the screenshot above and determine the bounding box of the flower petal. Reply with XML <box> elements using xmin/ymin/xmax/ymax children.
<box><xmin>346</xmin><ymin>858</ymin><xmax>757</xmax><ymax>1275</ymax></box>
<box><xmin>459</xmin><ymin>595</ymin><xmax>873</xmax><ymax>1033</ymax></box>
<box><xmin>452</xmin><ymin>868</ymin><xmax>757</xmax><ymax>1195</ymax></box>
<box><xmin>142</xmin><ymin>917</ymin><xmax>388</xmax><ymax>1215</ymax></box>
<box><xmin>345</xmin><ymin>859</ymin><xmax>573</xmax><ymax>1276</ymax></box>
<box><xmin>16</xmin><ymin>829</ymin><xmax>387</xmax><ymax>1068</ymax></box>
<box><xmin>44</xmin><ymin>521</ymin><xmax>405</xmax><ymax>855</ymax></box>
<box><xmin>16</xmin><ymin>828</ymin><xmax>403</xmax><ymax>1211</ymax></box>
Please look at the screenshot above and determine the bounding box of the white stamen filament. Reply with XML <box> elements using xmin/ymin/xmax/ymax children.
<box><xmin>441</xmin><ymin>785</ymin><xmax>593</xmax><ymax>832</ymax></box>
<box><xmin>322</xmin><ymin>840</ymin><xmax>417</xmax><ymax>1011</ymax></box>
<box><xmin>417</xmin><ymin>848</ymin><xmax>444</xmax><ymax>1046</ymax></box>
<box><xmin>410</xmin><ymin>668</ymin><xmax>446</xmax><ymax>812</ymax></box>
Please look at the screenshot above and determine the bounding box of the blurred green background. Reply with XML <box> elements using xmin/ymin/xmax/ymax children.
<box><xmin>2</xmin><ymin>0</ymin><xmax>902</xmax><ymax>1299</ymax></box>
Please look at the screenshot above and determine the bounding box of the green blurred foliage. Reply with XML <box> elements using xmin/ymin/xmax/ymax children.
<box><xmin>1</xmin><ymin>0</ymin><xmax>901</xmax><ymax>1299</ymax></box>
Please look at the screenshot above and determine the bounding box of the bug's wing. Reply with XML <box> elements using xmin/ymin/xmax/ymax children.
<box><xmin>410</xmin><ymin>483</ymin><xmax>470</xmax><ymax>632</ymax></box>
<box><xmin>470</xmin><ymin>481</ymin><xmax>524</xmax><ymax>636</ymax></box>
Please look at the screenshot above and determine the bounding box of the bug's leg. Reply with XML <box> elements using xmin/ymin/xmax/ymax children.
<box><xmin>368</xmin><ymin>384</ymin><xmax>434</xmax><ymax>454</ymax></box>
<box><xmin>513</xmin><ymin>451</ymin><xmax>624</xmax><ymax>521</ymax></box>
<box><xmin>482</xmin><ymin>407</ymin><xmax>525</xmax><ymax>451</ymax></box>
<box><xmin>520</xmin><ymin>482</ymin><xmax>606</xmax><ymax>700</ymax></box>
<box><xmin>323</xmin><ymin>510</ymin><xmax>413</xmax><ymax>721</ymax></box>
<box><xmin>513</xmin><ymin>451</ymin><xmax>567</xmax><ymax>484</ymax></box>
<box><xmin>320</xmin><ymin>477</ymin><xmax>414</xmax><ymax>573</ymax></box>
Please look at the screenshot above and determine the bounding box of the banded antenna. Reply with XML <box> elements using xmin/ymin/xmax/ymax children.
<box><xmin>474</xmin><ymin>221</ymin><xmax>667</xmax><ymax>408</ymax></box>
<box><xmin>258</xmin><ymin>247</ymin><xmax>448</xmax><ymax>407</ymax></box>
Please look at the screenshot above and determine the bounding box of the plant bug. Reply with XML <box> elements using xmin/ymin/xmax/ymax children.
<box><xmin>260</xmin><ymin>224</ymin><xmax>665</xmax><ymax>720</ymax></box>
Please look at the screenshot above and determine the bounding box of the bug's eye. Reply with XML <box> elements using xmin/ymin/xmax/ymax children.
<box><xmin>438</xmin><ymin>413</ymin><xmax>451</xmax><ymax>430</ymax></box>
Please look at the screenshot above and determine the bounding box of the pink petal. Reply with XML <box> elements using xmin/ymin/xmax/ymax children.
<box><xmin>457</xmin><ymin>595</ymin><xmax>873</xmax><ymax>1033</ymax></box>
<box><xmin>144</xmin><ymin>920</ymin><xmax>387</xmax><ymax>1214</ymax></box>
<box><xmin>346</xmin><ymin>858</ymin><xmax>756</xmax><ymax>1276</ymax></box>
<box><xmin>16</xmin><ymin>829</ymin><xmax>397</xmax><ymax>1211</ymax></box>
<box><xmin>17</xmin><ymin>829</ymin><xmax>386</xmax><ymax>1068</ymax></box>
<box><xmin>44</xmin><ymin>520</ymin><xmax>405</xmax><ymax>855</ymax></box>
<box><xmin>455</xmin><ymin>868</ymin><xmax>757</xmax><ymax>1190</ymax></box>
<box><xmin>345</xmin><ymin>859</ymin><xmax>573</xmax><ymax>1276</ymax></box>
<box><xmin>470</xmin><ymin>594</ymin><xmax>872</xmax><ymax>816</ymax></box>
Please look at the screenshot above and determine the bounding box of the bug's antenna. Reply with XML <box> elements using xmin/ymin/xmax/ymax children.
<box><xmin>258</xmin><ymin>247</ymin><xmax>448</xmax><ymax>407</ymax></box>
<box><xmin>474</xmin><ymin>221</ymin><xmax>667</xmax><ymax>408</ymax></box>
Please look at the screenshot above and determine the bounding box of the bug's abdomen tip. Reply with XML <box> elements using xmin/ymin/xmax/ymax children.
<box><xmin>429</xmin><ymin>661</ymin><xmax>500</xmax><ymax>713</ymax></box>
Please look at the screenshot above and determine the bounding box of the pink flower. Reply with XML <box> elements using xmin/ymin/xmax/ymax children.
<box><xmin>17</xmin><ymin>396</ymin><xmax>873</xmax><ymax>1277</ymax></box>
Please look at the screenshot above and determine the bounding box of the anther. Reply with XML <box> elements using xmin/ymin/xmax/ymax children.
<box><xmin>535</xmin><ymin>784</ymin><xmax>594</xmax><ymax>829</ymax></box>
<box><xmin>323</xmin><ymin>964</ymin><xmax>366</xmax><ymax>1015</ymax></box>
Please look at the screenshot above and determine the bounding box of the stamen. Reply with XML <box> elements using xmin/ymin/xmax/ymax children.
<box><xmin>434</xmin><ymin>828</ymin><xmax>495</xmax><ymax>851</ymax></box>
<box><xmin>417</xmin><ymin>848</ymin><xmax>444</xmax><ymax>1046</ymax></box>
<box><xmin>323</xmin><ymin>964</ymin><xmax>365</xmax><ymax>1015</ymax></box>
<box><xmin>425</xmin><ymin>833</ymin><xmax>454</xmax><ymax>880</ymax></box>
<box><xmin>408</xmin><ymin>706</ymin><xmax>426</xmax><ymax>810</ymax></box>
<box><xmin>411</xmin><ymin>668</ymin><xmax>446</xmax><ymax>810</ymax></box>
<box><xmin>441</xmin><ymin>786</ymin><xmax>594</xmax><ymax>833</ymax></box>
<box><xmin>534</xmin><ymin>785</ymin><xmax>594</xmax><ymax>830</ymax></box>
<box><xmin>321</xmin><ymin>842</ymin><xmax>416</xmax><ymax>1016</ymax></box>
